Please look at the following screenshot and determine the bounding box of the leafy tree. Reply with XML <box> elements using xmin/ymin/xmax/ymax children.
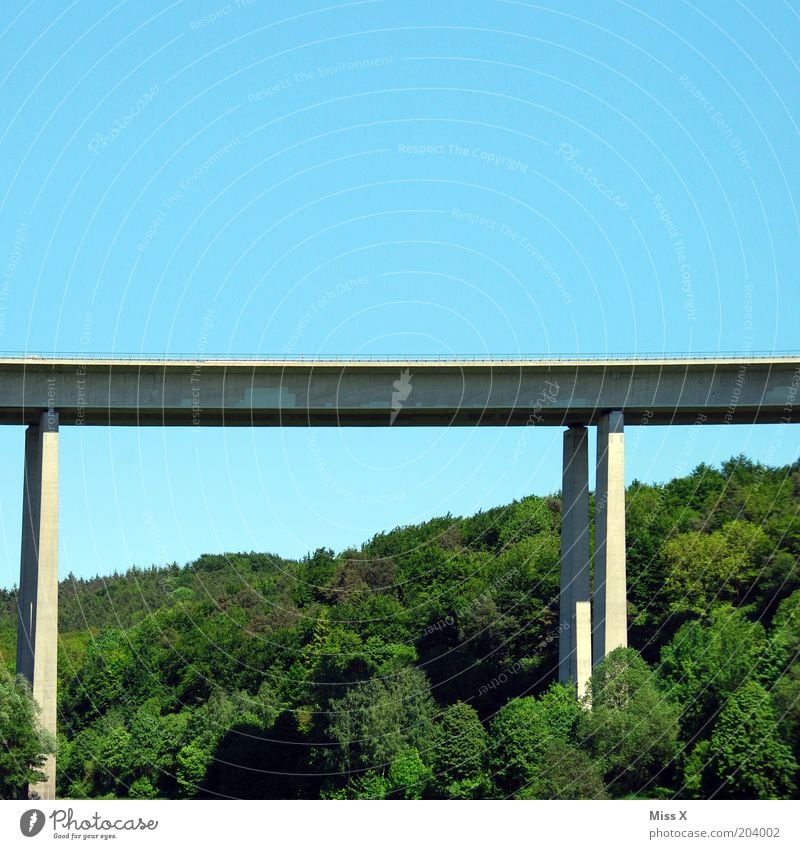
<box><xmin>685</xmin><ymin>680</ymin><xmax>796</xmax><ymax>799</ymax></box>
<box><xmin>579</xmin><ymin>648</ymin><xmax>679</xmax><ymax>796</ymax></box>
<box><xmin>659</xmin><ymin>606</ymin><xmax>767</xmax><ymax>741</ymax></box>
<box><xmin>323</xmin><ymin>771</ymin><xmax>389</xmax><ymax>799</ymax></box>
<box><xmin>93</xmin><ymin>722</ymin><xmax>132</xmax><ymax>793</ymax></box>
<box><xmin>516</xmin><ymin>740</ymin><xmax>607</xmax><ymax>800</ymax></box>
<box><xmin>324</xmin><ymin>666</ymin><xmax>435</xmax><ymax>783</ymax></box>
<box><xmin>128</xmin><ymin>776</ymin><xmax>158</xmax><ymax>798</ymax></box>
<box><xmin>0</xmin><ymin>666</ymin><xmax>55</xmax><ymax>799</ymax></box>
<box><xmin>661</xmin><ymin>521</ymin><xmax>769</xmax><ymax>614</ymax></box>
<box><xmin>430</xmin><ymin>702</ymin><xmax>490</xmax><ymax>798</ymax></box>
<box><xmin>490</xmin><ymin>683</ymin><xmax>590</xmax><ymax>797</ymax></box>
<box><xmin>388</xmin><ymin>748</ymin><xmax>430</xmax><ymax>799</ymax></box>
<box><xmin>761</xmin><ymin>590</ymin><xmax>800</xmax><ymax>763</ymax></box>
<box><xmin>772</xmin><ymin>665</ymin><xmax>800</xmax><ymax>765</ymax></box>
<box><xmin>498</xmin><ymin>496</ymin><xmax>557</xmax><ymax>546</ymax></box>
<box><xmin>766</xmin><ymin>589</ymin><xmax>800</xmax><ymax>675</ymax></box>
<box><xmin>63</xmin><ymin>630</ymin><xmax>134</xmax><ymax>723</ymax></box>
<box><xmin>176</xmin><ymin>743</ymin><xmax>210</xmax><ymax>797</ymax></box>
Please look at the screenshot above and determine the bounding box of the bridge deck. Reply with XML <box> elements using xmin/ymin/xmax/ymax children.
<box><xmin>0</xmin><ymin>356</ymin><xmax>797</xmax><ymax>426</ymax></box>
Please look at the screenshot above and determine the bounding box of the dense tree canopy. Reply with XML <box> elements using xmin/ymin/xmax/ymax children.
<box><xmin>0</xmin><ymin>456</ymin><xmax>797</xmax><ymax>799</ymax></box>
<box><xmin>0</xmin><ymin>666</ymin><xmax>54</xmax><ymax>798</ymax></box>
<box><xmin>430</xmin><ymin>701</ymin><xmax>490</xmax><ymax>798</ymax></box>
<box><xmin>579</xmin><ymin>648</ymin><xmax>680</xmax><ymax>796</ymax></box>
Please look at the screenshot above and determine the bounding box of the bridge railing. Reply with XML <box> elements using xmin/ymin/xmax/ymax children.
<box><xmin>0</xmin><ymin>350</ymin><xmax>799</xmax><ymax>363</ymax></box>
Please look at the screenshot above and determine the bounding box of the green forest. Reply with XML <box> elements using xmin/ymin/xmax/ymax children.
<box><xmin>1</xmin><ymin>455</ymin><xmax>799</xmax><ymax>800</ymax></box>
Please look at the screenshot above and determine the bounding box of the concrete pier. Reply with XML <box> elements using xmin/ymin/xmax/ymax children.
<box><xmin>575</xmin><ymin>601</ymin><xmax>592</xmax><ymax>703</ymax></box>
<box><xmin>558</xmin><ymin>426</ymin><xmax>591</xmax><ymax>684</ymax></box>
<box><xmin>16</xmin><ymin>411</ymin><xmax>59</xmax><ymax>800</ymax></box>
<box><xmin>593</xmin><ymin>410</ymin><xmax>627</xmax><ymax>667</ymax></box>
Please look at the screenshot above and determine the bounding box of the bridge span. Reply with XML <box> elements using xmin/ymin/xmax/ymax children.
<box><xmin>0</xmin><ymin>353</ymin><xmax>796</xmax><ymax>426</ymax></box>
<box><xmin>3</xmin><ymin>353</ymin><xmax>798</xmax><ymax>798</ymax></box>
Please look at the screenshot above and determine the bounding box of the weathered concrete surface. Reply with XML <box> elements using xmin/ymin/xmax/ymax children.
<box><xmin>16</xmin><ymin>411</ymin><xmax>59</xmax><ymax>800</ymax></box>
<box><xmin>575</xmin><ymin>601</ymin><xmax>592</xmax><ymax>703</ymax></box>
<box><xmin>559</xmin><ymin>426</ymin><xmax>590</xmax><ymax>684</ymax></box>
<box><xmin>0</xmin><ymin>356</ymin><xmax>797</xmax><ymax>426</ymax></box>
<box><xmin>593</xmin><ymin>411</ymin><xmax>627</xmax><ymax>668</ymax></box>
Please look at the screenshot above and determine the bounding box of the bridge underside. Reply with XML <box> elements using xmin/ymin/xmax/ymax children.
<box><xmin>0</xmin><ymin>405</ymin><xmax>784</xmax><ymax>427</ymax></box>
<box><xmin>0</xmin><ymin>356</ymin><xmax>796</xmax><ymax>427</ymax></box>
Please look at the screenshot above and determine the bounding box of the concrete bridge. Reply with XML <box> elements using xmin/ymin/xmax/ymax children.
<box><xmin>3</xmin><ymin>353</ymin><xmax>798</xmax><ymax>798</ymax></box>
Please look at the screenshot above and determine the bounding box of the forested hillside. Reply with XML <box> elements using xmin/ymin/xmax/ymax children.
<box><xmin>1</xmin><ymin>455</ymin><xmax>798</xmax><ymax>800</ymax></box>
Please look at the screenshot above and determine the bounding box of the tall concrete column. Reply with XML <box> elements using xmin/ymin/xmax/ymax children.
<box><xmin>575</xmin><ymin>600</ymin><xmax>592</xmax><ymax>704</ymax></box>
<box><xmin>593</xmin><ymin>410</ymin><xmax>627</xmax><ymax>668</ymax></box>
<box><xmin>559</xmin><ymin>425</ymin><xmax>590</xmax><ymax>684</ymax></box>
<box><xmin>16</xmin><ymin>411</ymin><xmax>59</xmax><ymax>800</ymax></box>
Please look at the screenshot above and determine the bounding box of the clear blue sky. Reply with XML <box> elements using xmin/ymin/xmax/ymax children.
<box><xmin>0</xmin><ymin>1</ymin><xmax>798</xmax><ymax>585</ymax></box>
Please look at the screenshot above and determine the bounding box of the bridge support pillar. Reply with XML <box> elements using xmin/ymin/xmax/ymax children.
<box><xmin>575</xmin><ymin>600</ymin><xmax>592</xmax><ymax>702</ymax></box>
<box><xmin>16</xmin><ymin>411</ymin><xmax>59</xmax><ymax>800</ymax></box>
<box><xmin>593</xmin><ymin>410</ymin><xmax>627</xmax><ymax>668</ymax></box>
<box><xmin>558</xmin><ymin>425</ymin><xmax>591</xmax><ymax>686</ymax></box>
